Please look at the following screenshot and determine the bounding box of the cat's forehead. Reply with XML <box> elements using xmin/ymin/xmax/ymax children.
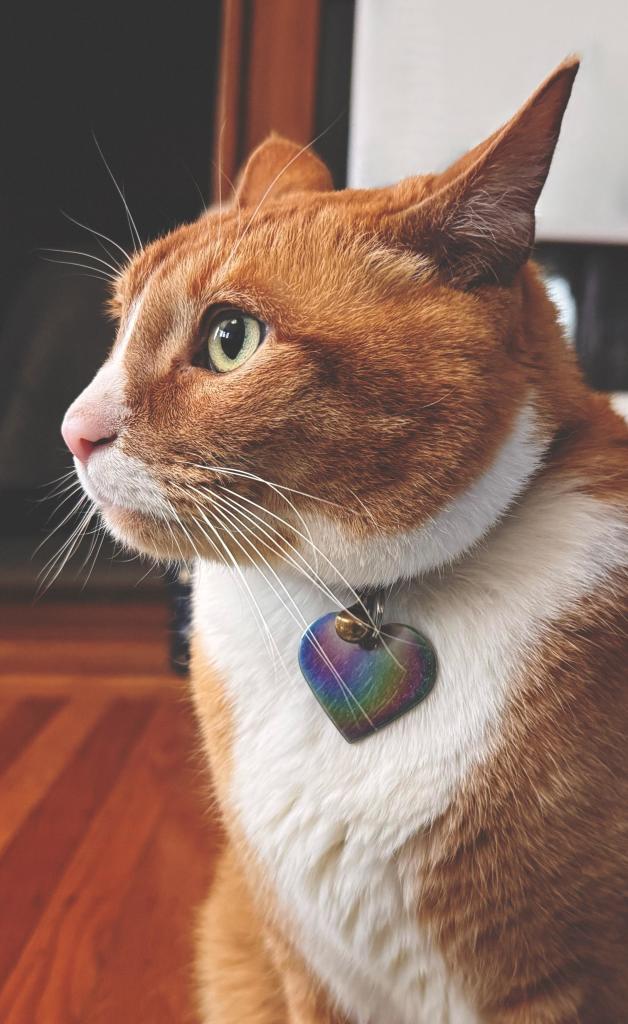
<box><xmin>114</xmin><ymin>178</ymin><xmax>436</xmax><ymax>322</ymax></box>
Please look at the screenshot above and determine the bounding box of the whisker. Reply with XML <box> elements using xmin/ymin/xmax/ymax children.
<box><xmin>83</xmin><ymin>521</ymin><xmax>109</xmax><ymax>588</ymax></box>
<box><xmin>61</xmin><ymin>210</ymin><xmax>130</xmax><ymax>264</ymax></box>
<box><xmin>206</xmin><ymin>484</ymin><xmax>402</xmax><ymax>669</ymax></box>
<box><xmin>195</xmin><ymin>464</ymin><xmax>320</xmax><ymax>573</ymax></box>
<box><xmin>92</xmin><ymin>133</ymin><xmax>142</xmax><ymax>252</ymax></box>
<box><xmin>420</xmin><ymin>388</ymin><xmax>457</xmax><ymax>412</ymax></box>
<box><xmin>191</xmin><ymin>462</ymin><xmax>343</xmax><ymax>510</ymax></box>
<box><xmin>209</xmin><ymin>500</ymin><xmax>369</xmax><ymax>728</ymax></box>
<box><xmin>44</xmin><ymin>484</ymin><xmax>88</xmax><ymax>527</ymax></box>
<box><xmin>201</xmin><ymin>523</ymin><xmax>283</xmax><ymax>675</ymax></box>
<box><xmin>33</xmin><ymin>491</ymin><xmax>90</xmax><ymax>557</ymax></box>
<box><xmin>40</xmin><ymin>476</ymin><xmax>81</xmax><ymax>500</ymax></box>
<box><xmin>76</xmin><ymin>517</ymin><xmax>109</xmax><ymax>590</ymax></box>
<box><xmin>161</xmin><ymin>511</ymin><xmax>189</xmax><ymax>567</ymax></box>
<box><xmin>41</xmin><ymin>247</ymin><xmax>121</xmax><ymax>278</ymax></box>
<box><xmin>171</xmin><ymin>490</ymin><xmax>284</xmax><ymax>673</ymax></box>
<box><xmin>39</xmin><ymin>468</ymin><xmax>77</xmax><ymax>491</ymax></box>
<box><xmin>76</xmin><ymin>512</ymin><xmax>106</xmax><ymax>577</ymax></box>
<box><xmin>37</xmin><ymin>497</ymin><xmax>91</xmax><ymax>575</ymax></box>
<box><xmin>37</xmin><ymin>501</ymin><xmax>95</xmax><ymax>595</ymax></box>
<box><xmin>209</xmin><ymin>490</ymin><xmax>403</xmax><ymax>674</ymax></box>
<box><xmin>189</xmin><ymin>508</ymin><xmax>278</xmax><ymax>665</ymax></box>
<box><xmin>40</xmin><ymin>256</ymin><xmax>115</xmax><ymax>283</ymax></box>
<box><xmin>211</xmin><ymin>484</ymin><xmax>375</xmax><ymax>627</ymax></box>
<box><xmin>134</xmin><ymin>554</ymin><xmax>161</xmax><ymax>588</ymax></box>
<box><xmin>209</xmin><ymin>488</ymin><xmax>346</xmax><ymax>612</ymax></box>
<box><xmin>40</xmin><ymin>479</ymin><xmax>84</xmax><ymax>510</ymax></box>
<box><xmin>173</xmin><ymin>461</ymin><xmax>387</xmax><ymax>652</ymax></box>
<box><xmin>347</xmin><ymin>487</ymin><xmax>380</xmax><ymax>533</ymax></box>
<box><xmin>165</xmin><ymin>500</ymin><xmax>202</xmax><ymax>565</ymax></box>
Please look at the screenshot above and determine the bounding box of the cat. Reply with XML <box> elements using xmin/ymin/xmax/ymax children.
<box><xmin>61</xmin><ymin>57</ymin><xmax>628</xmax><ymax>1023</ymax></box>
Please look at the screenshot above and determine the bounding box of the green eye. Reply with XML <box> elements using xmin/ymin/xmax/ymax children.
<box><xmin>205</xmin><ymin>311</ymin><xmax>264</xmax><ymax>373</ymax></box>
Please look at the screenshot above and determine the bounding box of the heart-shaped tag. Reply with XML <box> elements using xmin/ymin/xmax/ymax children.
<box><xmin>298</xmin><ymin>612</ymin><xmax>437</xmax><ymax>743</ymax></box>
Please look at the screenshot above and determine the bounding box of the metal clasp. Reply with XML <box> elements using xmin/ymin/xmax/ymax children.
<box><xmin>335</xmin><ymin>589</ymin><xmax>385</xmax><ymax>649</ymax></box>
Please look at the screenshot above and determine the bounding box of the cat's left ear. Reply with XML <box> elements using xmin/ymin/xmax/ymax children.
<box><xmin>235</xmin><ymin>134</ymin><xmax>333</xmax><ymax>206</ymax></box>
<box><xmin>385</xmin><ymin>58</ymin><xmax>579</xmax><ymax>286</ymax></box>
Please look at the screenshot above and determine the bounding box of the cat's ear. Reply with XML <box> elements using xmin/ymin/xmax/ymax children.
<box><xmin>386</xmin><ymin>58</ymin><xmax>579</xmax><ymax>287</ymax></box>
<box><xmin>235</xmin><ymin>134</ymin><xmax>333</xmax><ymax>206</ymax></box>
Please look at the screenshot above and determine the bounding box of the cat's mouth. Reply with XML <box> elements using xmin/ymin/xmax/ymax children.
<box><xmin>74</xmin><ymin>450</ymin><xmax>289</xmax><ymax>564</ymax></box>
<box><xmin>76</xmin><ymin>447</ymin><xmax>170</xmax><ymax>516</ymax></box>
<box><xmin>72</xmin><ymin>448</ymin><xmax>185</xmax><ymax>557</ymax></box>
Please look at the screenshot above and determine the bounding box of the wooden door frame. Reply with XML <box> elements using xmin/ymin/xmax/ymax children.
<box><xmin>212</xmin><ymin>0</ymin><xmax>322</xmax><ymax>200</ymax></box>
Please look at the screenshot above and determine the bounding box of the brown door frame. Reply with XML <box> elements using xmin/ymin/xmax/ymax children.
<box><xmin>213</xmin><ymin>0</ymin><xmax>322</xmax><ymax>200</ymax></box>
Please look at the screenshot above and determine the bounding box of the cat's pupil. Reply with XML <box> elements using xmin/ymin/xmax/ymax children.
<box><xmin>218</xmin><ymin>318</ymin><xmax>245</xmax><ymax>360</ymax></box>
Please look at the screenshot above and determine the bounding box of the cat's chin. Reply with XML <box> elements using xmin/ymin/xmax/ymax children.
<box><xmin>99</xmin><ymin>500</ymin><xmax>294</xmax><ymax>569</ymax></box>
<box><xmin>99</xmin><ymin>504</ymin><xmax>186</xmax><ymax>562</ymax></box>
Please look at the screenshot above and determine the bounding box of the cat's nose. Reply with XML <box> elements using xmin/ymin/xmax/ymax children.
<box><xmin>61</xmin><ymin>408</ymin><xmax>118</xmax><ymax>464</ymax></box>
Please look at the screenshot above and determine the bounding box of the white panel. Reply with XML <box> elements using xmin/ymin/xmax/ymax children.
<box><xmin>348</xmin><ymin>0</ymin><xmax>628</xmax><ymax>243</ymax></box>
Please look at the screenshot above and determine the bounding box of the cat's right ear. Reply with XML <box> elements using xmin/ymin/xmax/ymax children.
<box><xmin>383</xmin><ymin>58</ymin><xmax>579</xmax><ymax>287</ymax></box>
<box><xmin>235</xmin><ymin>134</ymin><xmax>334</xmax><ymax>206</ymax></box>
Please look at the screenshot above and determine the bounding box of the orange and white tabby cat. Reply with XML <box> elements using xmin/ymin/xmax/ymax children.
<box><xmin>62</xmin><ymin>59</ymin><xmax>628</xmax><ymax>1023</ymax></box>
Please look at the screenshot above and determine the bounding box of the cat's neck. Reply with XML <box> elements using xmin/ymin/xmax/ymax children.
<box><xmin>300</xmin><ymin>395</ymin><xmax>551</xmax><ymax>592</ymax></box>
<box><xmin>214</xmin><ymin>420</ymin><xmax>624</xmax><ymax>631</ymax></box>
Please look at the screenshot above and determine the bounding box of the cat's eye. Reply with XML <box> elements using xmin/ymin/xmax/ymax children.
<box><xmin>203</xmin><ymin>310</ymin><xmax>265</xmax><ymax>373</ymax></box>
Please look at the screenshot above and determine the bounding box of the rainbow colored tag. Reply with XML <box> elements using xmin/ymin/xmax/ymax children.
<box><xmin>298</xmin><ymin>612</ymin><xmax>437</xmax><ymax>742</ymax></box>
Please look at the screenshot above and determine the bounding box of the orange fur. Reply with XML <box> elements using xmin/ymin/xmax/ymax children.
<box><xmin>64</xmin><ymin>57</ymin><xmax>628</xmax><ymax>1022</ymax></box>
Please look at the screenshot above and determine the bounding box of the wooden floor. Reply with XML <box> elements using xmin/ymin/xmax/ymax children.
<box><xmin>0</xmin><ymin>600</ymin><xmax>221</xmax><ymax>1024</ymax></box>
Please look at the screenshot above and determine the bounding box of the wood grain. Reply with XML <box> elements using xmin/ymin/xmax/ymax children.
<box><xmin>0</xmin><ymin>699</ymin><xmax>63</xmax><ymax>775</ymax></box>
<box><xmin>0</xmin><ymin>698</ymin><xmax>108</xmax><ymax>856</ymax></box>
<box><xmin>213</xmin><ymin>0</ymin><xmax>322</xmax><ymax>197</ymax></box>
<box><xmin>82</xmin><ymin>709</ymin><xmax>222</xmax><ymax>1024</ymax></box>
<box><xmin>0</xmin><ymin>672</ymin><xmax>182</xmax><ymax>697</ymax></box>
<box><xmin>0</xmin><ymin>600</ymin><xmax>178</xmax><ymax>696</ymax></box>
<box><xmin>245</xmin><ymin>0</ymin><xmax>321</xmax><ymax>153</ymax></box>
<box><xmin>0</xmin><ymin>601</ymin><xmax>217</xmax><ymax>1024</ymax></box>
<box><xmin>212</xmin><ymin>0</ymin><xmax>246</xmax><ymax>201</ymax></box>
<box><xmin>0</xmin><ymin>698</ymin><xmax>153</xmax><ymax>987</ymax></box>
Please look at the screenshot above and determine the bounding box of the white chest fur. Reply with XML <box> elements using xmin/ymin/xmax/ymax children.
<box><xmin>193</xmin><ymin>480</ymin><xmax>626</xmax><ymax>1024</ymax></box>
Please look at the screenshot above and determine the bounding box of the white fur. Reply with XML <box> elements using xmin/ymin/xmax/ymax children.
<box><xmin>70</xmin><ymin>293</ymin><xmax>169</xmax><ymax>519</ymax></box>
<box><xmin>68</xmin><ymin>294</ymin><xmax>144</xmax><ymax>420</ymax></box>
<box><xmin>611</xmin><ymin>392</ymin><xmax>628</xmax><ymax>422</ymax></box>
<box><xmin>194</xmin><ymin>434</ymin><xmax>628</xmax><ymax>1022</ymax></box>
<box><xmin>76</xmin><ymin>448</ymin><xmax>169</xmax><ymax>519</ymax></box>
<box><xmin>113</xmin><ymin>294</ymin><xmax>144</xmax><ymax>362</ymax></box>
<box><xmin>303</xmin><ymin>401</ymin><xmax>548</xmax><ymax>588</ymax></box>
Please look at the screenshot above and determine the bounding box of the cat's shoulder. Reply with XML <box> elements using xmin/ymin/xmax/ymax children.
<box><xmin>549</xmin><ymin>396</ymin><xmax>628</xmax><ymax>515</ymax></box>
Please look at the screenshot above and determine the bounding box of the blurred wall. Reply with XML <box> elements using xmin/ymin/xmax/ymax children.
<box><xmin>348</xmin><ymin>0</ymin><xmax>628</xmax><ymax>243</ymax></box>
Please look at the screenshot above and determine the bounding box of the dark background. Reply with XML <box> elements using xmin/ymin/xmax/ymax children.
<box><xmin>1</xmin><ymin>1</ymin><xmax>220</xmax><ymax>313</ymax></box>
<box><xmin>0</xmin><ymin>1</ymin><xmax>220</xmax><ymax>578</ymax></box>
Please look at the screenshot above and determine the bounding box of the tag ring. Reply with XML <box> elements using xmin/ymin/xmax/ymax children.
<box><xmin>334</xmin><ymin>589</ymin><xmax>385</xmax><ymax>648</ymax></box>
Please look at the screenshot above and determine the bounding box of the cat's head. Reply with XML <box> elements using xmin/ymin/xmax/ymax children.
<box><xmin>62</xmin><ymin>59</ymin><xmax>581</xmax><ymax>587</ymax></box>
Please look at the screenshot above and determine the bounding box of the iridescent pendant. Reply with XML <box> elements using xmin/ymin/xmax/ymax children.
<box><xmin>298</xmin><ymin>593</ymin><xmax>437</xmax><ymax>743</ymax></box>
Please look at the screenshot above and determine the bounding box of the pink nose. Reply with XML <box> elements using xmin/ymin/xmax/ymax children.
<box><xmin>61</xmin><ymin>409</ymin><xmax>117</xmax><ymax>464</ymax></box>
